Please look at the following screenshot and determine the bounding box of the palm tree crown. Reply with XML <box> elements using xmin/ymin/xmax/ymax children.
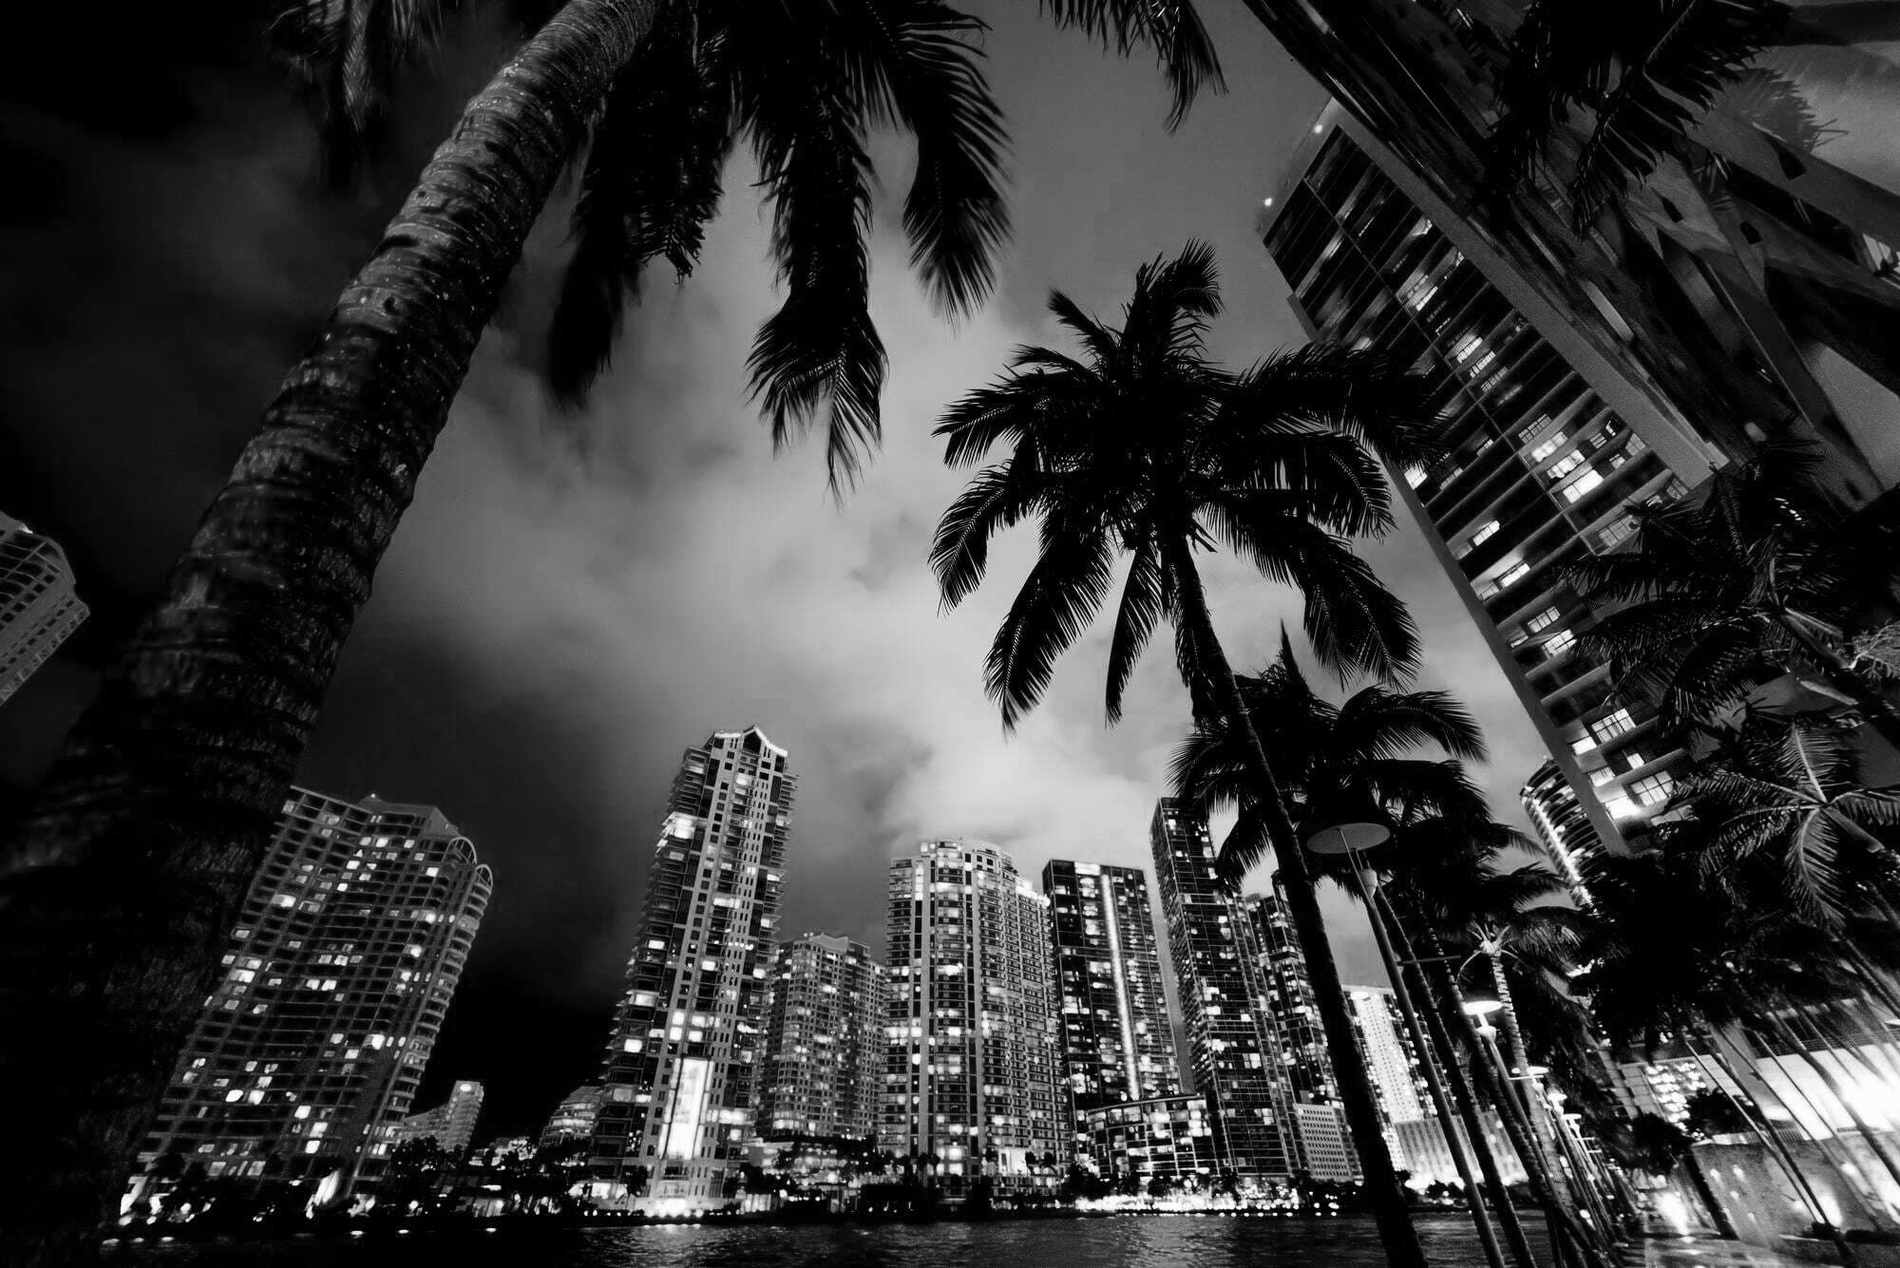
<box><xmin>932</xmin><ymin>241</ymin><xmax>1438</xmax><ymax>729</ymax></box>
<box><xmin>1572</xmin><ymin>443</ymin><xmax>1900</xmax><ymax>745</ymax></box>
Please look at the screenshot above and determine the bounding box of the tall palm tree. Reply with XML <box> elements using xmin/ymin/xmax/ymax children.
<box><xmin>933</xmin><ymin>243</ymin><xmax>1439</xmax><ymax>1267</ymax></box>
<box><xmin>0</xmin><ymin>5</ymin><xmax>1221</xmax><ymax>1262</ymax></box>
<box><xmin>1572</xmin><ymin>444</ymin><xmax>1900</xmax><ymax>751</ymax></box>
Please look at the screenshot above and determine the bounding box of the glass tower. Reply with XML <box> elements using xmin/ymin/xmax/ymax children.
<box><xmin>589</xmin><ymin>726</ymin><xmax>793</xmax><ymax>1213</ymax></box>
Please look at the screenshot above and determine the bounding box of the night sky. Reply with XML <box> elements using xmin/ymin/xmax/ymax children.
<box><xmin>0</xmin><ymin>1</ymin><xmax>1547</xmax><ymax>1136</ymax></box>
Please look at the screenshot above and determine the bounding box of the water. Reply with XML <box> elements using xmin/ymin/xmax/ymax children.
<box><xmin>106</xmin><ymin>1213</ymin><xmax>1544</xmax><ymax>1267</ymax></box>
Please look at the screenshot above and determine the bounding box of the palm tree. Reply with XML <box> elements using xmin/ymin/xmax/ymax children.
<box><xmin>0</xmin><ymin>5</ymin><xmax>1221</xmax><ymax>1262</ymax></box>
<box><xmin>1572</xmin><ymin>444</ymin><xmax>1900</xmax><ymax>751</ymax></box>
<box><xmin>933</xmin><ymin>243</ymin><xmax>1438</xmax><ymax>1267</ymax></box>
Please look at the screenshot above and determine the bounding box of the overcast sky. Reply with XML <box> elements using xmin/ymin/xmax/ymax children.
<box><xmin>0</xmin><ymin>0</ymin><xmax>1547</xmax><ymax>1133</ymax></box>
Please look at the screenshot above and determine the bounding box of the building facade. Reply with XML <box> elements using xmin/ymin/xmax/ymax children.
<box><xmin>757</xmin><ymin>932</ymin><xmax>887</xmax><ymax>1142</ymax></box>
<box><xmin>539</xmin><ymin>1084</ymin><xmax>605</xmax><ymax>1151</ymax></box>
<box><xmin>1077</xmin><ymin>1094</ymin><xmax>1228</xmax><ymax>1186</ymax></box>
<box><xmin>1346</xmin><ymin>987</ymin><xmax>1430</xmax><ymax>1132</ymax></box>
<box><xmin>589</xmin><ymin>726</ymin><xmax>794</xmax><ymax>1213</ymax></box>
<box><xmin>1150</xmin><ymin>800</ymin><xmax>1301</xmax><ymax>1183</ymax></box>
<box><xmin>1041</xmin><ymin>860</ymin><xmax>1182</xmax><ymax>1120</ymax></box>
<box><xmin>393</xmin><ymin>1079</ymin><xmax>485</xmax><ymax>1154</ymax></box>
<box><xmin>0</xmin><ymin>512</ymin><xmax>87</xmax><ymax>706</ymax></box>
<box><xmin>882</xmin><ymin>839</ymin><xmax>1061</xmax><ymax>1183</ymax></box>
<box><xmin>137</xmin><ymin>789</ymin><xmax>491</xmax><ymax>1191</ymax></box>
<box><xmin>1242</xmin><ymin>889</ymin><xmax>1337</xmax><ymax>1104</ymax></box>
<box><xmin>1521</xmin><ymin>758</ymin><xmax>1603</xmax><ymax>903</ymax></box>
<box><xmin>1264</xmin><ymin>116</ymin><xmax>1731</xmax><ymax>857</ymax></box>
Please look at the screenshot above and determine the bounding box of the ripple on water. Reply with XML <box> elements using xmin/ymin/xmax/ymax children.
<box><xmin>110</xmin><ymin>1213</ymin><xmax>1545</xmax><ymax>1268</ymax></box>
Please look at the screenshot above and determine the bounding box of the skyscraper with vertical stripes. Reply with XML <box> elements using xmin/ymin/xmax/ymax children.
<box><xmin>1041</xmin><ymin>860</ymin><xmax>1181</xmax><ymax>1117</ymax></box>
<box><xmin>588</xmin><ymin>727</ymin><xmax>792</xmax><ymax>1213</ymax></box>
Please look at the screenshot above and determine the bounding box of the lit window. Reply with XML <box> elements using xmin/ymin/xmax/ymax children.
<box><xmin>1498</xmin><ymin>562</ymin><xmax>1531</xmax><ymax>589</ymax></box>
<box><xmin>1526</xmin><ymin>606</ymin><xmax>1561</xmax><ymax>634</ymax></box>
<box><xmin>1471</xmin><ymin>520</ymin><xmax>1500</xmax><ymax>548</ymax></box>
<box><xmin>1597</xmin><ymin>516</ymin><xmax>1637</xmax><ymax>550</ymax></box>
<box><xmin>1404</xmin><ymin>465</ymin><xmax>1428</xmax><ymax>489</ymax></box>
<box><xmin>1604</xmin><ymin>796</ymin><xmax>1640</xmax><ymax>819</ymax></box>
<box><xmin>1529</xmin><ymin>433</ymin><xmax>1567</xmax><ymax>462</ymax></box>
<box><xmin>1562</xmin><ymin>469</ymin><xmax>1605</xmax><ymax>502</ymax></box>
<box><xmin>1631</xmin><ymin>772</ymin><xmax>1675</xmax><ymax>806</ymax></box>
<box><xmin>1544</xmin><ymin>629</ymin><xmax>1576</xmax><ymax>656</ymax></box>
<box><xmin>1547</xmin><ymin>452</ymin><xmax>1584</xmax><ymax>481</ymax></box>
<box><xmin>1591</xmin><ymin>708</ymin><xmax>1635</xmax><ymax>742</ymax></box>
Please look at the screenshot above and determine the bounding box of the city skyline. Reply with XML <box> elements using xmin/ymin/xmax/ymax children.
<box><xmin>0</xmin><ymin>0</ymin><xmax>1553</xmax><ymax>1141</ymax></box>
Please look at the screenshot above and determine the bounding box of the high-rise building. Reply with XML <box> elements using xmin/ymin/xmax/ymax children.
<box><xmin>136</xmin><ymin>789</ymin><xmax>491</xmax><ymax>1191</ymax></box>
<box><xmin>1150</xmin><ymin>800</ymin><xmax>1301</xmax><ymax>1183</ymax></box>
<box><xmin>393</xmin><ymin>1079</ymin><xmax>485</xmax><ymax>1154</ymax></box>
<box><xmin>1041</xmin><ymin>860</ymin><xmax>1182</xmax><ymax>1119</ymax></box>
<box><xmin>589</xmin><ymin>726</ymin><xmax>793</xmax><ymax>1213</ymax></box>
<box><xmin>882</xmin><ymin>839</ymin><xmax>1061</xmax><ymax>1182</ymax></box>
<box><xmin>1078</xmin><ymin>1093</ymin><xmax>1228</xmax><ymax>1185</ymax></box>
<box><xmin>1242</xmin><ymin>889</ymin><xmax>1336</xmax><ymax>1104</ymax></box>
<box><xmin>1521</xmin><ymin>758</ymin><xmax>1602</xmax><ymax>903</ymax></box>
<box><xmin>1346</xmin><ymin>987</ymin><xmax>1430</xmax><ymax>1132</ymax></box>
<box><xmin>757</xmin><ymin>932</ymin><xmax>886</xmax><ymax>1142</ymax></box>
<box><xmin>1264</xmin><ymin>113</ymin><xmax>1734</xmax><ymax>856</ymax></box>
<box><xmin>539</xmin><ymin>1084</ymin><xmax>605</xmax><ymax>1151</ymax></box>
<box><xmin>1244</xmin><ymin>0</ymin><xmax>1900</xmax><ymax>498</ymax></box>
<box><xmin>0</xmin><ymin>512</ymin><xmax>87</xmax><ymax>706</ymax></box>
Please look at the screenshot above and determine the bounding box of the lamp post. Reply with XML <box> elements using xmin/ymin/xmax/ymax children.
<box><xmin>1303</xmin><ymin>807</ymin><xmax>1515</xmax><ymax>1268</ymax></box>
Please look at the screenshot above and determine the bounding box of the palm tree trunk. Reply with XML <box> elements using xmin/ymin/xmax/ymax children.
<box><xmin>1678</xmin><ymin>1142</ymin><xmax>1740</xmax><ymax>1239</ymax></box>
<box><xmin>1767</xmin><ymin>1007</ymin><xmax>1900</xmax><ymax>1196</ymax></box>
<box><xmin>1175</xmin><ymin>575</ymin><xmax>1426</xmax><ymax>1268</ymax></box>
<box><xmin>1689</xmin><ymin>1030</ymin><xmax>1860</xmax><ymax>1265</ymax></box>
<box><xmin>1385</xmin><ymin>895</ymin><xmax>1542</xmax><ymax>1268</ymax></box>
<box><xmin>1359</xmin><ymin>880</ymin><xmax>1509</xmax><ymax>1268</ymax></box>
<box><xmin>0</xmin><ymin>2</ymin><xmax>663</xmax><ymax>1262</ymax></box>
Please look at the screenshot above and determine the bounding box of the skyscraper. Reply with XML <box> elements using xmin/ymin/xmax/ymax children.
<box><xmin>1150</xmin><ymin>800</ymin><xmax>1300</xmax><ymax>1182</ymax></box>
<box><xmin>1242</xmin><ymin>889</ymin><xmax>1336</xmax><ymax>1103</ymax></box>
<box><xmin>589</xmin><ymin>726</ymin><xmax>793</xmax><ymax>1214</ymax></box>
<box><xmin>393</xmin><ymin>1079</ymin><xmax>485</xmax><ymax>1154</ymax></box>
<box><xmin>883</xmin><ymin>839</ymin><xmax>1061</xmax><ymax>1182</ymax></box>
<box><xmin>1041</xmin><ymin>860</ymin><xmax>1182</xmax><ymax>1116</ymax></box>
<box><xmin>1263</xmin><ymin>113</ymin><xmax>1730</xmax><ymax>856</ymax></box>
<box><xmin>136</xmin><ymin>789</ymin><xmax>491</xmax><ymax>1191</ymax></box>
<box><xmin>1346</xmin><ymin>988</ymin><xmax>1429</xmax><ymax>1130</ymax></box>
<box><xmin>0</xmin><ymin>512</ymin><xmax>87</xmax><ymax>706</ymax></box>
<box><xmin>757</xmin><ymin>932</ymin><xmax>887</xmax><ymax>1142</ymax></box>
<box><xmin>1521</xmin><ymin>758</ymin><xmax>1602</xmax><ymax>903</ymax></box>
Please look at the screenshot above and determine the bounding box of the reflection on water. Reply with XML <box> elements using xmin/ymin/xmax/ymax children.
<box><xmin>109</xmin><ymin>1213</ymin><xmax>1546</xmax><ymax>1268</ymax></box>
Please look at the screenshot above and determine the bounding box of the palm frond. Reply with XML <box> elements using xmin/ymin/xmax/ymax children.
<box><xmin>1228</xmin><ymin>345</ymin><xmax>1442</xmax><ymax>470</ymax></box>
<box><xmin>934</xmin><ymin>360</ymin><xmax>1102</xmax><ymax>468</ymax></box>
<box><xmin>985</xmin><ymin>522</ymin><xmax>1116</xmax><ymax>730</ymax></box>
<box><xmin>549</xmin><ymin>29</ymin><xmax>735</xmax><ymax>405</ymax></box>
<box><xmin>1035</xmin><ymin>0</ymin><xmax>1223</xmax><ymax>128</ymax></box>
<box><xmin>930</xmin><ymin>462</ymin><xmax>1048</xmax><ymax>609</ymax></box>
<box><xmin>1106</xmin><ymin>538</ymin><xmax>1166</xmax><ymax>723</ymax></box>
<box><xmin>835</xmin><ymin>0</ymin><xmax>1010</xmax><ymax>314</ymax></box>
<box><xmin>272</xmin><ymin>0</ymin><xmax>454</xmax><ymax>183</ymax></box>
<box><xmin>1216</xmin><ymin>803</ymin><xmax>1275</xmax><ymax>883</ymax></box>
<box><xmin>745</xmin><ymin>89</ymin><xmax>886</xmax><ymax>492</ymax></box>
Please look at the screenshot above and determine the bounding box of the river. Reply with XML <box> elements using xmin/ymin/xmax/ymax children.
<box><xmin>105</xmin><ymin>1213</ymin><xmax>1549</xmax><ymax>1267</ymax></box>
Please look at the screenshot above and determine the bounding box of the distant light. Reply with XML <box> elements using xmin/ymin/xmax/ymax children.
<box><xmin>1313</xmin><ymin>123</ymin><xmax>1325</xmax><ymax>134</ymax></box>
<box><xmin>1263</xmin><ymin>197</ymin><xmax>1274</xmax><ymax>208</ymax></box>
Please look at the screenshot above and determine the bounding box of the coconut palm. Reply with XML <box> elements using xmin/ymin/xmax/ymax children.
<box><xmin>934</xmin><ymin>242</ymin><xmax>1438</xmax><ymax>1266</ymax></box>
<box><xmin>0</xmin><ymin>5</ymin><xmax>1223</xmax><ymax>1261</ymax></box>
<box><xmin>1571</xmin><ymin>443</ymin><xmax>1900</xmax><ymax>751</ymax></box>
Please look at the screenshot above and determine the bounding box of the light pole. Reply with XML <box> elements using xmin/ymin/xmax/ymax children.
<box><xmin>1304</xmin><ymin>806</ymin><xmax>1513</xmax><ymax>1268</ymax></box>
